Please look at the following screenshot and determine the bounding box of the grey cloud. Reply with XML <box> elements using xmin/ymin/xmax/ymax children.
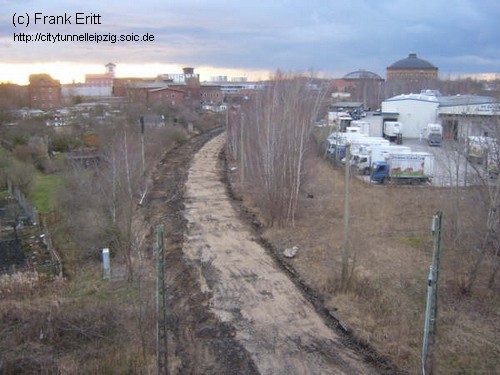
<box><xmin>2</xmin><ymin>0</ymin><xmax>499</xmax><ymax>76</ymax></box>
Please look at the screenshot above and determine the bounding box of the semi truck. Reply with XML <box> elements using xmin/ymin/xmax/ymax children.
<box><xmin>383</xmin><ymin>121</ymin><xmax>403</xmax><ymax>144</ymax></box>
<box><xmin>351</xmin><ymin>144</ymin><xmax>411</xmax><ymax>175</ymax></box>
<box><xmin>370</xmin><ymin>152</ymin><xmax>434</xmax><ymax>184</ymax></box>
<box><xmin>424</xmin><ymin>123</ymin><xmax>443</xmax><ymax>146</ymax></box>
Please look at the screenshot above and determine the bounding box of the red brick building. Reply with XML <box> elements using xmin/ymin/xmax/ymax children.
<box><xmin>28</xmin><ymin>74</ymin><xmax>61</xmax><ymax>109</ymax></box>
<box><xmin>85</xmin><ymin>62</ymin><xmax>115</xmax><ymax>87</ymax></box>
<box><xmin>112</xmin><ymin>67</ymin><xmax>225</xmax><ymax>108</ymax></box>
<box><xmin>386</xmin><ymin>53</ymin><xmax>438</xmax><ymax>82</ymax></box>
<box><xmin>200</xmin><ymin>86</ymin><xmax>224</xmax><ymax>104</ymax></box>
<box><xmin>147</xmin><ymin>87</ymin><xmax>185</xmax><ymax>106</ymax></box>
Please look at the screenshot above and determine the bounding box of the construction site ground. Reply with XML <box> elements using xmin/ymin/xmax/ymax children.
<box><xmin>140</xmin><ymin>128</ymin><xmax>399</xmax><ymax>374</ymax></box>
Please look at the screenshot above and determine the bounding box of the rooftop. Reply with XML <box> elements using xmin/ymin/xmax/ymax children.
<box><xmin>438</xmin><ymin>94</ymin><xmax>498</xmax><ymax>107</ymax></box>
<box><xmin>388</xmin><ymin>53</ymin><xmax>437</xmax><ymax>70</ymax></box>
<box><xmin>343</xmin><ymin>69</ymin><xmax>383</xmax><ymax>80</ymax></box>
<box><xmin>384</xmin><ymin>91</ymin><xmax>498</xmax><ymax>107</ymax></box>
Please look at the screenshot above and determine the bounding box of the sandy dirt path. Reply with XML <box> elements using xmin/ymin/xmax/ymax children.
<box><xmin>183</xmin><ymin>133</ymin><xmax>379</xmax><ymax>374</ymax></box>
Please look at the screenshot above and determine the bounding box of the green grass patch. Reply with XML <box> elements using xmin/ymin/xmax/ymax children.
<box><xmin>32</xmin><ymin>173</ymin><xmax>63</xmax><ymax>212</ymax></box>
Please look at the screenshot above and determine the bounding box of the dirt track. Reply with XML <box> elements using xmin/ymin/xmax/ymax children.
<box><xmin>183</xmin><ymin>133</ymin><xmax>382</xmax><ymax>374</ymax></box>
<box><xmin>143</xmin><ymin>128</ymin><xmax>387</xmax><ymax>374</ymax></box>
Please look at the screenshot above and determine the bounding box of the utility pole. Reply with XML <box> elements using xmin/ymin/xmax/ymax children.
<box><xmin>422</xmin><ymin>210</ymin><xmax>443</xmax><ymax>375</ymax></box>
<box><xmin>138</xmin><ymin>116</ymin><xmax>148</xmax><ymax>205</ymax></box>
<box><xmin>140</xmin><ymin>116</ymin><xmax>145</xmax><ymax>176</ymax></box>
<box><xmin>341</xmin><ymin>143</ymin><xmax>351</xmax><ymax>291</ymax></box>
<box><xmin>240</xmin><ymin>113</ymin><xmax>245</xmax><ymax>183</ymax></box>
<box><xmin>156</xmin><ymin>224</ymin><xmax>168</xmax><ymax>375</ymax></box>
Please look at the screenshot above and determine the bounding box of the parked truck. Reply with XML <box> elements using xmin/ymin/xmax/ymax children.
<box><xmin>328</xmin><ymin>134</ymin><xmax>391</xmax><ymax>163</ymax></box>
<box><xmin>371</xmin><ymin>152</ymin><xmax>434</xmax><ymax>184</ymax></box>
<box><xmin>424</xmin><ymin>123</ymin><xmax>443</xmax><ymax>146</ymax></box>
<box><xmin>349</xmin><ymin>120</ymin><xmax>371</xmax><ymax>136</ymax></box>
<box><xmin>383</xmin><ymin>121</ymin><xmax>403</xmax><ymax>144</ymax></box>
<box><xmin>328</xmin><ymin>111</ymin><xmax>352</xmax><ymax>131</ymax></box>
<box><xmin>326</xmin><ymin>132</ymin><xmax>368</xmax><ymax>159</ymax></box>
<box><xmin>466</xmin><ymin>136</ymin><xmax>500</xmax><ymax>177</ymax></box>
<box><xmin>348</xmin><ymin>137</ymin><xmax>389</xmax><ymax>155</ymax></box>
<box><xmin>466</xmin><ymin>136</ymin><xmax>491</xmax><ymax>164</ymax></box>
<box><xmin>351</xmin><ymin>144</ymin><xmax>411</xmax><ymax>175</ymax></box>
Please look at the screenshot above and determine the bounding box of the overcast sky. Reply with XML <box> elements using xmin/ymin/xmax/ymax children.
<box><xmin>1</xmin><ymin>0</ymin><xmax>500</xmax><ymax>83</ymax></box>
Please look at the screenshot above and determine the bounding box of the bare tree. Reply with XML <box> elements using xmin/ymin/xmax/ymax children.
<box><xmin>441</xmin><ymin>107</ymin><xmax>500</xmax><ymax>293</ymax></box>
<box><xmin>7</xmin><ymin>158</ymin><xmax>36</xmax><ymax>198</ymax></box>
<box><xmin>228</xmin><ymin>72</ymin><xmax>324</xmax><ymax>227</ymax></box>
<box><xmin>56</xmin><ymin>111</ymin><xmax>186</xmax><ymax>279</ymax></box>
<box><xmin>463</xmin><ymin>134</ymin><xmax>500</xmax><ymax>292</ymax></box>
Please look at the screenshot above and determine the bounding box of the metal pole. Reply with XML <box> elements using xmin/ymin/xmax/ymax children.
<box><xmin>240</xmin><ymin>114</ymin><xmax>244</xmax><ymax>183</ymax></box>
<box><xmin>422</xmin><ymin>266</ymin><xmax>434</xmax><ymax>375</ymax></box>
<box><xmin>422</xmin><ymin>210</ymin><xmax>442</xmax><ymax>375</ymax></box>
<box><xmin>140</xmin><ymin>116</ymin><xmax>145</xmax><ymax>176</ymax></box>
<box><xmin>431</xmin><ymin>211</ymin><xmax>442</xmax><ymax>336</ymax></box>
<box><xmin>156</xmin><ymin>224</ymin><xmax>167</xmax><ymax>375</ymax></box>
<box><xmin>341</xmin><ymin>143</ymin><xmax>351</xmax><ymax>290</ymax></box>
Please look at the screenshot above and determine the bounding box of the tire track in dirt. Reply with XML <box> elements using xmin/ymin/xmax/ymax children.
<box><xmin>141</xmin><ymin>128</ymin><xmax>259</xmax><ymax>374</ymax></box>
<box><xmin>183</xmin><ymin>133</ymin><xmax>381</xmax><ymax>374</ymax></box>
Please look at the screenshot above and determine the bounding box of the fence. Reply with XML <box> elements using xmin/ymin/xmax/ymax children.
<box><xmin>7</xmin><ymin>179</ymin><xmax>38</xmax><ymax>225</ymax></box>
<box><xmin>0</xmin><ymin>221</ymin><xmax>62</xmax><ymax>278</ymax></box>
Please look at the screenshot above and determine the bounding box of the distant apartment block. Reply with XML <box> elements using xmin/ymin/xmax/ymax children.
<box><xmin>29</xmin><ymin>73</ymin><xmax>61</xmax><ymax>109</ymax></box>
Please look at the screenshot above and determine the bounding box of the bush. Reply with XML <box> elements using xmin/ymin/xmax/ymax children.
<box><xmin>50</xmin><ymin>134</ymin><xmax>82</xmax><ymax>153</ymax></box>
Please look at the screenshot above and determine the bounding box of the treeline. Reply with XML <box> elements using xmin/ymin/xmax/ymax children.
<box><xmin>227</xmin><ymin>72</ymin><xmax>324</xmax><ymax>227</ymax></box>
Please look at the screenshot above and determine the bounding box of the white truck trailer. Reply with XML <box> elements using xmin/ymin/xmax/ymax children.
<box><xmin>349</xmin><ymin>120</ymin><xmax>371</xmax><ymax>136</ymax></box>
<box><xmin>371</xmin><ymin>152</ymin><xmax>434</xmax><ymax>184</ymax></box>
<box><xmin>328</xmin><ymin>111</ymin><xmax>352</xmax><ymax>131</ymax></box>
<box><xmin>423</xmin><ymin>123</ymin><xmax>443</xmax><ymax>146</ymax></box>
<box><xmin>351</xmin><ymin>144</ymin><xmax>411</xmax><ymax>175</ymax></box>
<box><xmin>383</xmin><ymin>121</ymin><xmax>403</xmax><ymax>144</ymax></box>
<box><xmin>326</xmin><ymin>132</ymin><xmax>368</xmax><ymax>158</ymax></box>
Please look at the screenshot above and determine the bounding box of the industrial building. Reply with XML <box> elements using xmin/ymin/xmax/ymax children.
<box><xmin>380</xmin><ymin>90</ymin><xmax>500</xmax><ymax>140</ymax></box>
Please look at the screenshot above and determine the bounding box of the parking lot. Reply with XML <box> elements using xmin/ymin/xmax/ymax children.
<box><xmin>360</xmin><ymin>114</ymin><xmax>482</xmax><ymax>187</ymax></box>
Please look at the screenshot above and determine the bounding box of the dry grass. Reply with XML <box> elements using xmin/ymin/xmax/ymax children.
<box><xmin>0</xmin><ymin>270</ymin><xmax>41</xmax><ymax>296</ymax></box>
<box><xmin>246</xmin><ymin>155</ymin><xmax>500</xmax><ymax>374</ymax></box>
<box><xmin>0</xmin><ymin>264</ymin><xmax>156</xmax><ymax>374</ymax></box>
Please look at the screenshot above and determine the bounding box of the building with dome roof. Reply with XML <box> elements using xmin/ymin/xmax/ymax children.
<box><xmin>328</xmin><ymin>69</ymin><xmax>384</xmax><ymax>110</ymax></box>
<box><xmin>343</xmin><ymin>69</ymin><xmax>383</xmax><ymax>81</ymax></box>
<box><xmin>385</xmin><ymin>53</ymin><xmax>439</xmax><ymax>97</ymax></box>
<box><xmin>386</xmin><ymin>52</ymin><xmax>438</xmax><ymax>82</ymax></box>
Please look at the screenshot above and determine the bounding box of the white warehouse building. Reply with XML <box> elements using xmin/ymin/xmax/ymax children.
<box><xmin>380</xmin><ymin>90</ymin><xmax>500</xmax><ymax>140</ymax></box>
